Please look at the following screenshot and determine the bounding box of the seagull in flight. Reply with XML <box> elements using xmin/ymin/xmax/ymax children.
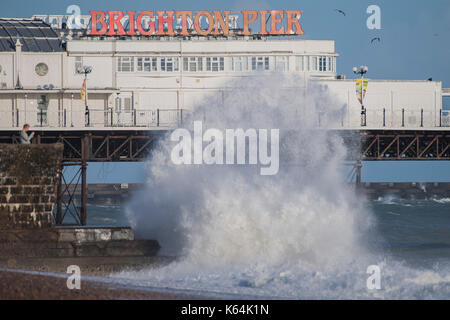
<box><xmin>371</xmin><ymin>37</ymin><xmax>381</xmax><ymax>43</ymax></box>
<box><xmin>334</xmin><ymin>9</ymin><xmax>346</xmax><ymax>16</ymax></box>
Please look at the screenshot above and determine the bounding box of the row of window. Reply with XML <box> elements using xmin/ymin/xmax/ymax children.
<box><xmin>295</xmin><ymin>56</ymin><xmax>334</xmax><ymax>72</ymax></box>
<box><xmin>115</xmin><ymin>55</ymin><xmax>336</xmax><ymax>73</ymax></box>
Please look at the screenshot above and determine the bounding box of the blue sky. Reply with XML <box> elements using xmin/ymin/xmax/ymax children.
<box><xmin>2</xmin><ymin>0</ymin><xmax>450</xmax><ymax>182</ymax></box>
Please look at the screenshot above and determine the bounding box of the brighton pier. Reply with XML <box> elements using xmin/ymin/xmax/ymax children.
<box><xmin>89</xmin><ymin>10</ymin><xmax>304</xmax><ymax>36</ymax></box>
<box><xmin>0</xmin><ymin>14</ymin><xmax>448</xmax><ymax>227</ymax></box>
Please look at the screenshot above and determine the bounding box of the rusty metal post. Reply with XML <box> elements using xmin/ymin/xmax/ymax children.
<box><xmin>81</xmin><ymin>135</ymin><xmax>88</xmax><ymax>226</ymax></box>
<box><xmin>56</xmin><ymin>165</ymin><xmax>63</xmax><ymax>225</ymax></box>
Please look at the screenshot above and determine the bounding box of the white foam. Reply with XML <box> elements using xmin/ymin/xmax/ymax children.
<box><xmin>117</xmin><ymin>74</ymin><xmax>450</xmax><ymax>299</ymax></box>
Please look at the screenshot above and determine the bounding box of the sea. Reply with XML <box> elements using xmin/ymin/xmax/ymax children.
<box><xmin>84</xmin><ymin>198</ymin><xmax>450</xmax><ymax>299</ymax></box>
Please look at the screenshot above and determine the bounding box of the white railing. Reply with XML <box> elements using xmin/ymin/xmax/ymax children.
<box><xmin>0</xmin><ymin>107</ymin><xmax>448</xmax><ymax>129</ymax></box>
<box><xmin>0</xmin><ymin>108</ymin><xmax>186</xmax><ymax>129</ymax></box>
<box><xmin>314</xmin><ymin>107</ymin><xmax>450</xmax><ymax>129</ymax></box>
<box><xmin>363</xmin><ymin>108</ymin><xmax>435</xmax><ymax>128</ymax></box>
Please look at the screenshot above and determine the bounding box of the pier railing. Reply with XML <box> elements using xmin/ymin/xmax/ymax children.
<box><xmin>317</xmin><ymin>108</ymin><xmax>450</xmax><ymax>128</ymax></box>
<box><xmin>0</xmin><ymin>108</ymin><xmax>186</xmax><ymax>129</ymax></box>
<box><xmin>1</xmin><ymin>107</ymin><xmax>449</xmax><ymax>129</ymax></box>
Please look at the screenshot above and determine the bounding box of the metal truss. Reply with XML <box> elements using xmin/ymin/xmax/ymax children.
<box><xmin>0</xmin><ymin>130</ymin><xmax>165</xmax><ymax>162</ymax></box>
<box><xmin>55</xmin><ymin>163</ymin><xmax>83</xmax><ymax>225</ymax></box>
<box><xmin>359</xmin><ymin>131</ymin><xmax>450</xmax><ymax>161</ymax></box>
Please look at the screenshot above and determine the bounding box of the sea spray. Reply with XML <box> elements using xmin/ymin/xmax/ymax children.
<box><xmin>125</xmin><ymin>74</ymin><xmax>372</xmax><ymax>266</ymax></box>
<box><xmin>118</xmin><ymin>74</ymin><xmax>450</xmax><ymax>298</ymax></box>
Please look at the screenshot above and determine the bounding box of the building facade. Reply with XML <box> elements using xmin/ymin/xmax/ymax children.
<box><xmin>0</xmin><ymin>18</ymin><xmax>448</xmax><ymax>130</ymax></box>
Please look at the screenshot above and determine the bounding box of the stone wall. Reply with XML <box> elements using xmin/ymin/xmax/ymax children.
<box><xmin>0</xmin><ymin>227</ymin><xmax>159</xmax><ymax>258</ymax></box>
<box><xmin>0</xmin><ymin>144</ymin><xmax>63</xmax><ymax>230</ymax></box>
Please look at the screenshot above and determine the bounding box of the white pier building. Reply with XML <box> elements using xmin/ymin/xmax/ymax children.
<box><xmin>0</xmin><ymin>17</ymin><xmax>448</xmax><ymax>131</ymax></box>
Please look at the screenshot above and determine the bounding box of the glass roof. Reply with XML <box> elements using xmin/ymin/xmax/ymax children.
<box><xmin>0</xmin><ymin>18</ymin><xmax>63</xmax><ymax>52</ymax></box>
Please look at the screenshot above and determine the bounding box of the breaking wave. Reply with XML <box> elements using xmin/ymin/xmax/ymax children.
<box><xmin>117</xmin><ymin>74</ymin><xmax>450</xmax><ymax>299</ymax></box>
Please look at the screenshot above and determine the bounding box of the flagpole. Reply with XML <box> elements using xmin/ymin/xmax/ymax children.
<box><xmin>353</xmin><ymin>66</ymin><xmax>368</xmax><ymax>127</ymax></box>
<box><xmin>85</xmin><ymin>72</ymin><xmax>89</xmax><ymax>127</ymax></box>
<box><xmin>361</xmin><ymin>73</ymin><xmax>365</xmax><ymax>126</ymax></box>
<box><xmin>78</xmin><ymin>66</ymin><xmax>92</xmax><ymax>127</ymax></box>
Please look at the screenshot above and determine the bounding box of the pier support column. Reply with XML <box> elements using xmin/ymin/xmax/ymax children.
<box><xmin>80</xmin><ymin>135</ymin><xmax>89</xmax><ymax>226</ymax></box>
<box><xmin>356</xmin><ymin>160</ymin><xmax>362</xmax><ymax>186</ymax></box>
<box><xmin>81</xmin><ymin>162</ymin><xmax>87</xmax><ymax>225</ymax></box>
<box><xmin>56</xmin><ymin>165</ymin><xmax>63</xmax><ymax>225</ymax></box>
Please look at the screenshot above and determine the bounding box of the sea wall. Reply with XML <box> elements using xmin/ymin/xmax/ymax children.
<box><xmin>0</xmin><ymin>144</ymin><xmax>63</xmax><ymax>230</ymax></box>
<box><xmin>361</xmin><ymin>182</ymin><xmax>450</xmax><ymax>200</ymax></box>
<box><xmin>62</xmin><ymin>182</ymin><xmax>450</xmax><ymax>205</ymax></box>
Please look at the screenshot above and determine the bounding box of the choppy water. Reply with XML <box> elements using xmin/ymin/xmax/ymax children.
<box><xmin>368</xmin><ymin>197</ymin><xmax>450</xmax><ymax>269</ymax></box>
<box><xmin>87</xmin><ymin>198</ymin><xmax>450</xmax><ymax>299</ymax></box>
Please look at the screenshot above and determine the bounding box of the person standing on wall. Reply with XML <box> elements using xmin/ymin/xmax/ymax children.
<box><xmin>20</xmin><ymin>124</ymin><xmax>35</xmax><ymax>144</ymax></box>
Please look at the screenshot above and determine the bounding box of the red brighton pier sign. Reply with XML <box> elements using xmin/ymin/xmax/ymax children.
<box><xmin>89</xmin><ymin>10</ymin><xmax>304</xmax><ymax>36</ymax></box>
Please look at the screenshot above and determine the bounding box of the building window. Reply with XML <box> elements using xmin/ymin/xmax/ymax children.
<box><xmin>295</xmin><ymin>56</ymin><xmax>303</xmax><ymax>71</ymax></box>
<box><xmin>319</xmin><ymin>56</ymin><xmax>327</xmax><ymax>72</ymax></box>
<box><xmin>183</xmin><ymin>57</ymin><xmax>203</xmax><ymax>72</ymax></box>
<box><xmin>328</xmin><ymin>57</ymin><xmax>334</xmax><ymax>72</ymax></box>
<box><xmin>206</xmin><ymin>57</ymin><xmax>224</xmax><ymax>72</ymax></box>
<box><xmin>231</xmin><ymin>56</ymin><xmax>249</xmax><ymax>72</ymax></box>
<box><xmin>311</xmin><ymin>57</ymin><xmax>318</xmax><ymax>71</ymax></box>
<box><xmin>75</xmin><ymin>57</ymin><xmax>83</xmax><ymax>73</ymax></box>
<box><xmin>305</xmin><ymin>56</ymin><xmax>334</xmax><ymax>72</ymax></box>
<box><xmin>137</xmin><ymin>57</ymin><xmax>157</xmax><ymax>72</ymax></box>
<box><xmin>161</xmin><ymin>57</ymin><xmax>179</xmax><ymax>72</ymax></box>
<box><xmin>117</xmin><ymin>57</ymin><xmax>134</xmax><ymax>72</ymax></box>
<box><xmin>275</xmin><ymin>56</ymin><xmax>289</xmax><ymax>72</ymax></box>
<box><xmin>304</xmin><ymin>56</ymin><xmax>310</xmax><ymax>71</ymax></box>
<box><xmin>251</xmin><ymin>56</ymin><xmax>269</xmax><ymax>71</ymax></box>
<box><xmin>35</xmin><ymin>63</ymin><xmax>49</xmax><ymax>77</ymax></box>
<box><xmin>296</xmin><ymin>56</ymin><xmax>310</xmax><ymax>71</ymax></box>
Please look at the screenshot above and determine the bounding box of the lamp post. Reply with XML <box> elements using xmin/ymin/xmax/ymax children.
<box><xmin>24</xmin><ymin>94</ymin><xmax>27</xmax><ymax>124</ymax></box>
<box><xmin>353</xmin><ymin>65</ymin><xmax>368</xmax><ymax>127</ymax></box>
<box><xmin>78</xmin><ymin>65</ymin><xmax>93</xmax><ymax>127</ymax></box>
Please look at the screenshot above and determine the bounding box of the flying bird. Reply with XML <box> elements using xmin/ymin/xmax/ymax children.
<box><xmin>371</xmin><ymin>37</ymin><xmax>381</xmax><ymax>44</ymax></box>
<box><xmin>334</xmin><ymin>9</ymin><xmax>346</xmax><ymax>16</ymax></box>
